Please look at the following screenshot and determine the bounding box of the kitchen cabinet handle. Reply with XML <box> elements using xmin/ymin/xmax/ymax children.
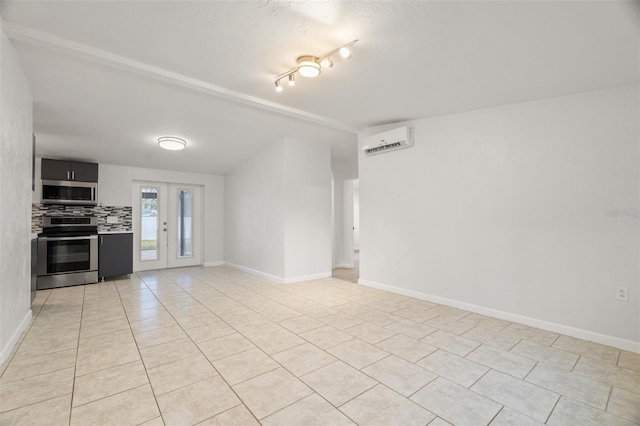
<box><xmin>100</xmin><ymin>236</ymin><xmax>103</xmax><ymax>244</ymax></box>
<box><xmin>72</xmin><ymin>171</ymin><xmax>75</xmax><ymax>180</ymax></box>
<box><xmin>39</xmin><ymin>235</ymin><xmax>98</xmax><ymax>241</ymax></box>
<box><xmin>67</xmin><ymin>171</ymin><xmax>70</xmax><ymax>180</ymax></box>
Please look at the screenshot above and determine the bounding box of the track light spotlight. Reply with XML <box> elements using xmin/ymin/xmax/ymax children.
<box><xmin>288</xmin><ymin>74</ymin><xmax>295</xmax><ymax>86</ymax></box>
<box><xmin>274</xmin><ymin>80</ymin><xmax>283</xmax><ymax>92</ymax></box>
<box><xmin>320</xmin><ymin>57</ymin><xmax>333</xmax><ymax>69</ymax></box>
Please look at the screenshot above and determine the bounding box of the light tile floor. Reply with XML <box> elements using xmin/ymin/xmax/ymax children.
<box><xmin>332</xmin><ymin>251</ymin><xmax>359</xmax><ymax>284</ymax></box>
<box><xmin>1</xmin><ymin>265</ymin><xmax>638</xmax><ymax>426</ymax></box>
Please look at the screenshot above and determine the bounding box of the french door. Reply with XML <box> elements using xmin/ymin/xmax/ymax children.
<box><xmin>133</xmin><ymin>181</ymin><xmax>202</xmax><ymax>271</ymax></box>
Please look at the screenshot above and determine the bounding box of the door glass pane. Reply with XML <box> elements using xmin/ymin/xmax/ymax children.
<box><xmin>141</xmin><ymin>187</ymin><xmax>159</xmax><ymax>261</ymax></box>
<box><xmin>177</xmin><ymin>189</ymin><xmax>193</xmax><ymax>258</ymax></box>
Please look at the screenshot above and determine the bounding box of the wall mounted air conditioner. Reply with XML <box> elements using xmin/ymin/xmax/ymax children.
<box><xmin>362</xmin><ymin>125</ymin><xmax>414</xmax><ymax>156</ymax></box>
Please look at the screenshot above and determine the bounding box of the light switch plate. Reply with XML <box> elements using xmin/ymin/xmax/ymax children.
<box><xmin>106</xmin><ymin>216</ymin><xmax>118</xmax><ymax>224</ymax></box>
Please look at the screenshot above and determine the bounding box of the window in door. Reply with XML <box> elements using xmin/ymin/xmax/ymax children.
<box><xmin>177</xmin><ymin>189</ymin><xmax>193</xmax><ymax>258</ymax></box>
<box><xmin>140</xmin><ymin>187</ymin><xmax>159</xmax><ymax>261</ymax></box>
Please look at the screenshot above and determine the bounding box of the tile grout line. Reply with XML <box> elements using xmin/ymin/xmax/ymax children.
<box><xmin>68</xmin><ymin>285</ymin><xmax>87</xmax><ymax>425</ymax></box>
<box><xmin>115</xmin><ymin>277</ymin><xmax>166</xmax><ymax>425</ymax></box>
<box><xmin>604</xmin><ymin>385</ymin><xmax>614</xmax><ymax>413</ymax></box>
<box><xmin>544</xmin><ymin>393</ymin><xmax>562</xmax><ymax>424</ymax></box>
<box><xmin>135</xmin><ymin>271</ymin><xmax>263</xmax><ymax>425</ymax></box>
<box><xmin>190</xmin><ymin>402</ymin><xmax>245</xmax><ymax>425</ymax></box>
<box><xmin>487</xmin><ymin>405</ymin><xmax>505</xmax><ymax>425</ymax></box>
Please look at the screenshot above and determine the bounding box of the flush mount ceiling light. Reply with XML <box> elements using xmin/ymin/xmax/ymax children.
<box><xmin>297</xmin><ymin>56</ymin><xmax>321</xmax><ymax>77</ymax></box>
<box><xmin>274</xmin><ymin>40</ymin><xmax>357</xmax><ymax>92</ymax></box>
<box><xmin>158</xmin><ymin>136</ymin><xmax>186</xmax><ymax>150</ymax></box>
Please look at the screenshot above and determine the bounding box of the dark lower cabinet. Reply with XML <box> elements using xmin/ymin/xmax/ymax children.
<box><xmin>31</xmin><ymin>237</ymin><xmax>37</xmax><ymax>303</ymax></box>
<box><xmin>99</xmin><ymin>233</ymin><xmax>133</xmax><ymax>280</ymax></box>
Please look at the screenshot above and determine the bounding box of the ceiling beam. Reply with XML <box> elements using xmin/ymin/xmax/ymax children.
<box><xmin>3</xmin><ymin>20</ymin><xmax>360</xmax><ymax>134</ymax></box>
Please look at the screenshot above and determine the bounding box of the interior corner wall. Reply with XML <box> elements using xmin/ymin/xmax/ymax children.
<box><xmin>0</xmin><ymin>24</ymin><xmax>34</xmax><ymax>365</ymax></box>
<box><xmin>283</xmin><ymin>139</ymin><xmax>332</xmax><ymax>280</ymax></box>
<box><xmin>332</xmin><ymin>158</ymin><xmax>358</xmax><ymax>268</ymax></box>
<box><xmin>224</xmin><ymin>138</ymin><xmax>333</xmax><ymax>282</ymax></box>
<box><xmin>358</xmin><ymin>85</ymin><xmax>639</xmax><ymax>350</ymax></box>
<box><xmin>224</xmin><ymin>140</ymin><xmax>286</xmax><ymax>279</ymax></box>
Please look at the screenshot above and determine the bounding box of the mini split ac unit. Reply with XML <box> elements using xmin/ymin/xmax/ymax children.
<box><xmin>362</xmin><ymin>125</ymin><xmax>414</xmax><ymax>156</ymax></box>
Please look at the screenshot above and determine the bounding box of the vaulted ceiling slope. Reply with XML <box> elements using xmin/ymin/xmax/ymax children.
<box><xmin>1</xmin><ymin>1</ymin><xmax>637</xmax><ymax>175</ymax></box>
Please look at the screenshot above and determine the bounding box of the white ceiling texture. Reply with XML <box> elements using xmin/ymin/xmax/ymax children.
<box><xmin>1</xmin><ymin>1</ymin><xmax>638</xmax><ymax>175</ymax></box>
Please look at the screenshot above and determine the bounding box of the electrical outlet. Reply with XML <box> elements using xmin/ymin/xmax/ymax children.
<box><xmin>616</xmin><ymin>287</ymin><xmax>628</xmax><ymax>301</ymax></box>
<box><xmin>106</xmin><ymin>216</ymin><xmax>118</xmax><ymax>224</ymax></box>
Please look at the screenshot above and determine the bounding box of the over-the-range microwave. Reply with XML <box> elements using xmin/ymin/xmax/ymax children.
<box><xmin>41</xmin><ymin>180</ymin><xmax>97</xmax><ymax>206</ymax></box>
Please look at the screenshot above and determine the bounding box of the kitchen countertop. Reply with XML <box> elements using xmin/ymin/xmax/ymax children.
<box><xmin>98</xmin><ymin>231</ymin><xmax>133</xmax><ymax>234</ymax></box>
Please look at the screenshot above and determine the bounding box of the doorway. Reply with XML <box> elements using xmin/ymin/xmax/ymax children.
<box><xmin>332</xmin><ymin>178</ymin><xmax>359</xmax><ymax>283</ymax></box>
<box><xmin>133</xmin><ymin>181</ymin><xmax>203</xmax><ymax>271</ymax></box>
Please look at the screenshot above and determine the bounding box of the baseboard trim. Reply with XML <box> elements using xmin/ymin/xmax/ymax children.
<box><xmin>223</xmin><ymin>262</ymin><xmax>284</xmax><ymax>283</ymax></box>
<box><xmin>224</xmin><ymin>262</ymin><xmax>331</xmax><ymax>284</ymax></box>
<box><xmin>283</xmin><ymin>272</ymin><xmax>332</xmax><ymax>284</ymax></box>
<box><xmin>203</xmin><ymin>261</ymin><xmax>224</xmax><ymax>267</ymax></box>
<box><xmin>334</xmin><ymin>263</ymin><xmax>354</xmax><ymax>269</ymax></box>
<box><xmin>1</xmin><ymin>309</ymin><xmax>32</xmax><ymax>366</ymax></box>
<box><xmin>358</xmin><ymin>278</ymin><xmax>640</xmax><ymax>353</ymax></box>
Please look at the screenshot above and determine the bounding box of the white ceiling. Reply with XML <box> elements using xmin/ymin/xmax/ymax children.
<box><xmin>1</xmin><ymin>1</ymin><xmax>638</xmax><ymax>175</ymax></box>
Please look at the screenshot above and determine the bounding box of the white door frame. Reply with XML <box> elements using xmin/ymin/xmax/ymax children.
<box><xmin>167</xmin><ymin>183</ymin><xmax>202</xmax><ymax>269</ymax></box>
<box><xmin>133</xmin><ymin>181</ymin><xmax>168</xmax><ymax>272</ymax></box>
<box><xmin>133</xmin><ymin>181</ymin><xmax>203</xmax><ymax>272</ymax></box>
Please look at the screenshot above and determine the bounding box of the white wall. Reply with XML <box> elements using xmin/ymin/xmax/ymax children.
<box><xmin>224</xmin><ymin>138</ymin><xmax>333</xmax><ymax>282</ymax></box>
<box><xmin>284</xmin><ymin>138</ymin><xmax>332</xmax><ymax>279</ymax></box>
<box><xmin>0</xmin><ymin>23</ymin><xmax>33</xmax><ymax>365</ymax></box>
<box><xmin>224</xmin><ymin>140</ymin><xmax>286</xmax><ymax>278</ymax></box>
<box><xmin>359</xmin><ymin>85</ymin><xmax>639</xmax><ymax>350</ymax></box>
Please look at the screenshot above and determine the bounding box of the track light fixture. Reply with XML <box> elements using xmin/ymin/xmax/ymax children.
<box><xmin>274</xmin><ymin>40</ymin><xmax>357</xmax><ymax>92</ymax></box>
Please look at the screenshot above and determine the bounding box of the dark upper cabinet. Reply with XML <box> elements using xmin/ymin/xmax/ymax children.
<box><xmin>41</xmin><ymin>158</ymin><xmax>98</xmax><ymax>182</ymax></box>
<box><xmin>99</xmin><ymin>233</ymin><xmax>133</xmax><ymax>280</ymax></box>
<box><xmin>41</xmin><ymin>159</ymin><xmax>70</xmax><ymax>180</ymax></box>
<box><xmin>70</xmin><ymin>161</ymin><xmax>98</xmax><ymax>182</ymax></box>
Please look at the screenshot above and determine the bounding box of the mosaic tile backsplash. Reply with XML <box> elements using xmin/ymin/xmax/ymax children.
<box><xmin>32</xmin><ymin>204</ymin><xmax>132</xmax><ymax>234</ymax></box>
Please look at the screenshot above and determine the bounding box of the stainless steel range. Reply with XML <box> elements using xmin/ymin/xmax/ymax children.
<box><xmin>37</xmin><ymin>215</ymin><xmax>98</xmax><ymax>289</ymax></box>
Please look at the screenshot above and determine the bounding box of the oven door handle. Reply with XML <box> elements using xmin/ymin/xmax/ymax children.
<box><xmin>39</xmin><ymin>235</ymin><xmax>98</xmax><ymax>241</ymax></box>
